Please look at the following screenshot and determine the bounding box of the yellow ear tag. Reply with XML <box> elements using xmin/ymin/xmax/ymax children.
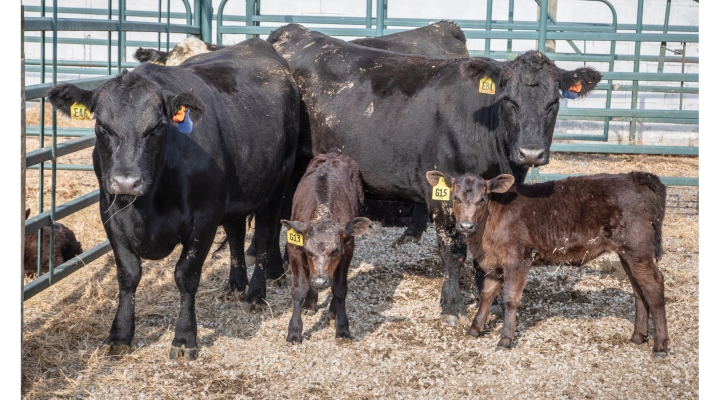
<box><xmin>479</xmin><ymin>76</ymin><xmax>496</xmax><ymax>95</ymax></box>
<box><xmin>70</xmin><ymin>102</ymin><xmax>92</xmax><ymax>120</ymax></box>
<box><xmin>432</xmin><ymin>177</ymin><xmax>451</xmax><ymax>201</ymax></box>
<box><xmin>287</xmin><ymin>228</ymin><xmax>304</xmax><ymax>246</ymax></box>
<box><xmin>150</xmin><ymin>61</ymin><xmax>165</xmax><ymax>66</ymax></box>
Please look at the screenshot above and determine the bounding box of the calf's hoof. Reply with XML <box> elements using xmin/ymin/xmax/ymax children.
<box><xmin>630</xmin><ymin>333</ymin><xmax>649</xmax><ymax>345</ymax></box>
<box><xmin>653</xmin><ymin>351</ymin><xmax>668</xmax><ymax>359</ymax></box>
<box><xmin>466</xmin><ymin>326</ymin><xmax>481</xmax><ymax>337</ymax></box>
<box><xmin>441</xmin><ymin>314</ymin><xmax>458</xmax><ymax>327</ymax></box>
<box><xmin>496</xmin><ymin>338</ymin><xmax>512</xmax><ymax>349</ymax></box>
<box><xmin>286</xmin><ymin>332</ymin><xmax>303</xmax><ymax>344</ymax></box>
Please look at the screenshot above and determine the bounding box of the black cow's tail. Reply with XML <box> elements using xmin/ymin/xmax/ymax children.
<box><xmin>437</xmin><ymin>20</ymin><xmax>467</xmax><ymax>44</ymax></box>
<box><xmin>631</xmin><ymin>171</ymin><xmax>667</xmax><ymax>261</ymax></box>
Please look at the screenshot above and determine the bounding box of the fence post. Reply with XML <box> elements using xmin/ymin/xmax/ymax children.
<box><xmin>629</xmin><ymin>0</ymin><xmax>644</xmax><ymax>143</ymax></box>
<box><xmin>538</xmin><ymin>0</ymin><xmax>548</xmax><ymax>53</ymax></box>
<box><xmin>201</xmin><ymin>0</ymin><xmax>212</xmax><ymax>42</ymax></box>
<box><xmin>21</xmin><ymin>5</ymin><xmax>27</xmax><ymax>300</ymax></box>
<box><xmin>375</xmin><ymin>0</ymin><xmax>385</xmax><ymax>37</ymax></box>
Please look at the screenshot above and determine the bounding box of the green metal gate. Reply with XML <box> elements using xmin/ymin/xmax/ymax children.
<box><xmin>21</xmin><ymin>0</ymin><xmax>698</xmax><ymax>299</ymax></box>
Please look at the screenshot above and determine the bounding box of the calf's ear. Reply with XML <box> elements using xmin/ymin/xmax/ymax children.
<box><xmin>45</xmin><ymin>83</ymin><xmax>94</xmax><ymax>118</ymax></box>
<box><xmin>559</xmin><ymin>67</ymin><xmax>602</xmax><ymax>98</ymax></box>
<box><xmin>344</xmin><ymin>217</ymin><xmax>371</xmax><ymax>237</ymax></box>
<box><xmin>488</xmin><ymin>174</ymin><xmax>514</xmax><ymax>193</ymax></box>
<box><xmin>165</xmin><ymin>91</ymin><xmax>205</xmax><ymax>122</ymax></box>
<box><xmin>281</xmin><ymin>220</ymin><xmax>307</xmax><ymax>235</ymax></box>
<box><xmin>425</xmin><ymin>170</ymin><xmax>454</xmax><ymax>188</ymax></box>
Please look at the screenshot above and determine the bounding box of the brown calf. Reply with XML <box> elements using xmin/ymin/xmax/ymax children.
<box><xmin>24</xmin><ymin>209</ymin><xmax>83</xmax><ymax>276</ymax></box>
<box><xmin>426</xmin><ymin>171</ymin><xmax>668</xmax><ymax>357</ymax></box>
<box><xmin>281</xmin><ymin>149</ymin><xmax>371</xmax><ymax>343</ymax></box>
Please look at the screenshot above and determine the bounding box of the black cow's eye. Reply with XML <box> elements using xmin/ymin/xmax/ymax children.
<box><xmin>97</xmin><ymin>124</ymin><xmax>108</xmax><ymax>135</ymax></box>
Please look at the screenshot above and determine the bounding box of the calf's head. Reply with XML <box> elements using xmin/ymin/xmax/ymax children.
<box><xmin>461</xmin><ymin>51</ymin><xmax>602</xmax><ymax>166</ymax></box>
<box><xmin>282</xmin><ymin>217</ymin><xmax>371</xmax><ymax>289</ymax></box>
<box><xmin>46</xmin><ymin>70</ymin><xmax>203</xmax><ymax>198</ymax></box>
<box><xmin>426</xmin><ymin>171</ymin><xmax>514</xmax><ymax>234</ymax></box>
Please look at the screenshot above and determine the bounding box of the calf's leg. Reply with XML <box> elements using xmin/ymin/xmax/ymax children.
<box><xmin>496</xmin><ymin>266</ymin><xmax>529</xmax><ymax>349</ymax></box>
<box><xmin>330</xmin><ymin>253</ymin><xmax>352</xmax><ymax>339</ymax></box>
<box><xmin>467</xmin><ymin>270</ymin><xmax>503</xmax><ymax>337</ymax></box>
<box><xmin>287</xmin><ymin>247</ymin><xmax>308</xmax><ymax>343</ymax></box>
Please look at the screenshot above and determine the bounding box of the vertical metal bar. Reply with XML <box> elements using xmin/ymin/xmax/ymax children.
<box><xmin>107</xmin><ymin>0</ymin><xmax>112</xmax><ymax>76</ymax></box>
<box><xmin>22</xmin><ymin>5</ymin><xmax>27</xmax><ymax>288</ymax></box>
<box><xmin>366</xmin><ymin>0</ymin><xmax>372</xmax><ymax>33</ymax></box>
<box><xmin>629</xmin><ymin>0</ymin><xmax>644</xmax><ymax>143</ymax></box>
<box><xmin>484</xmin><ymin>0</ymin><xmax>493</xmax><ymax>56</ymax></box>
<box><xmin>376</xmin><ymin>0</ymin><xmax>385</xmax><ymax>37</ymax></box>
<box><xmin>601</xmin><ymin>1</ymin><xmax>618</xmax><ymax>142</ymax></box>
<box><xmin>657</xmin><ymin>0</ymin><xmax>671</xmax><ymax>73</ymax></box>
<box><xmin>166</xmin><ymin>0</ymin><xmax>171</xmax><ymax>52</ymax></box>
<box><xmin>538</xmin><ymin>0</ymin><xmax>548</xmax><ymax>53</ymax></box>
<box><xmin>158</xmin><ymin>0</ymin><xmax>162</xmax><ymax>50</ymax></box>
<box><xmin>202</xmin><ymin>0</ymin><xmax>212</xmax><ymax>42</ymax></box>
<box><xmin>507</xmin><ymin>0</ymin><xmax>514</xmax><ymax>53</ymax></box>
<box><xmin>218</xmin><ymin>0</ymin><xmax>230</xmax><ymax>44</ymax></box>
<box><xmin>245</xmin><ymin>0</ymin><xmax>255</xmax><ymax>40</ymax></box>
<box><xmin>679</xmin><ymin>41</ymin><xmax>686</xmax><ymax>110</ymax></box>
<box><xmin>49</xmin><ymin>0</ymin><xmax>59</xmax><ymax>284</ymax></box>
<box><xmin>37</xmin><ymin>0</ymin><xmax>46</xmax><ymax>276</ymax></box>
<box><xmin>118</xmin><ymin>0</ymin><xmax>124</xmax><ymax>74</ymax></box>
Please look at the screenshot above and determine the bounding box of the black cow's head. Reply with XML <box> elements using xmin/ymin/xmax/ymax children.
<box><xmin>46</xmin><ymin>70</ymin><xmax>204</xmax><ymax>197</ymax></box>
<box><xmin>461</xmin><ymin>51</ymin><xmax>602</xmax><ymax>166</ymax></box>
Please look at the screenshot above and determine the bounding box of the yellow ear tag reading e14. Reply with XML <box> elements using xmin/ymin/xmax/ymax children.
<box><xmin>287</xmin><ymin>228</ymin><xmax>304</xmax><ymax>246</ymax></box>
<box><xmin>70</xmin><ymin>102</ymin><xmax>92</xmax><ymax>121</ymax></box>
<box><xmin>432</xmin><ymin>177</ymin><xmax>451</xmax><ymax>201</ymax></box>
<box><xmin>479</xmin><ymin>77</ymin><xmax>496</xmax><ymax>95</ymax></box>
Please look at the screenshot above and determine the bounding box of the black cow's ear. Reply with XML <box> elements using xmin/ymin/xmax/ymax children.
<box><xmin>45</xmin><ymin>83</ymin><xmax>94</xmax><ymax>118</ymax></box>
<box><xmin>344</xmin><ymin>217</ymin><xmax>371</xmax><ymax>237</ymax></box>
<box><xmin>166</xmin><ymin>91</ymin><xmax>205</xmax><ymax>121</ymax></box>
<box><xmin>488</xmin><ymin>174</ymin><xmax>514</xmax><ymax>193</ymax></box>
<box><xmin>459</xmin><ymin>58</ymin><xmax>503</xmax><ymax>90</ymax></box>
<box><xmin>559</xmin><ymin>67</ymin><xmax>602</xmax><ymax>98</ymax></box>
<box><xmin>426</xmin><ymin>170</ymin><xmax>454</xmax><ymax>188</ymax></box>
<box><xmin>281</xmin><ymin>220</ymin><xmax>307</xmax><ymax>235</ymax></box>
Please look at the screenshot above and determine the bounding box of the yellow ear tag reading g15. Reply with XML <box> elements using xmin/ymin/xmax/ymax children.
<box><xmin>287</xmin><ymin>228</ymin><xmax>304</xmax><ymax>246</ymax></box>
<box><xmin>432</xmin><ymin>177</ymin><xmax>451</xmax><ymax>201</ymax></box>
<box><xmin>70</xmin><ymin>102</ymin><xmax>92</xmax><ymax>121</ymax></box>
<box><xmin>479</xmin><ymin>76</ymin><xmax>496</xmax><ymax>95</ymax></box>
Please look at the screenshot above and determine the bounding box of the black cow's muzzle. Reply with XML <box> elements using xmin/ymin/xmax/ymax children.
<box><xmin>516</xmin><ymin>147</ymin><xmax>548</xmax><ymax>166</ymax></box>
<box><xmin>109</xmin><ymin>175</ymin><xmax>145</xmax><ymax>196</ymax></box>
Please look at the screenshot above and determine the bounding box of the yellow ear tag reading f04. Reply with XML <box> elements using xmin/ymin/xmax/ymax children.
<box><xmin>287</xmin><ymin>228</ymin><xmax>304</xmax><ymax>246</ymax></box>
<box><xmin>479</xmin><ymin>77</ymin><xmax>496</xmax><ymax>95</ymax></box>
<box><xmin>70</xmin><ymin>102</ymin><xmax>92</xmax><ymax>121</ymax></box>
<box><xmin>432</xmin><ymin>177</ymin><xmax>451</xmax><ymax>201</ymax></box>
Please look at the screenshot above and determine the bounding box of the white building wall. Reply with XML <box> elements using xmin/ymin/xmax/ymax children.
<box><xmin>22</xmin><ymin>0</ymin><xmax>699</xmax><ymax>144</ymax></box>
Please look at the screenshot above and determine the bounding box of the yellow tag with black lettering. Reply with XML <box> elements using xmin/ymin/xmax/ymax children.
<box><xmin>150</xmin><ymin>61</ymin><xmax>165</xmax><ymax>66</ymax></box>
<box><xmin>70</xmin><ymin>102</ymin><xmax>92</xmax><ymax>120</ymax></box>
<box><xmin>479</xmin><ymin>76</ymin><xmax>496</xmax><ymax>95</ymax></box>
<box><xmin>432</xmin><ymin>177</ymin><xmax>451</xmax><ymax>201</ymax></box>
<box><xmin>287</xmin><ymin>228</ymin><xmax>304</xmax><ymax>246</ymax></box>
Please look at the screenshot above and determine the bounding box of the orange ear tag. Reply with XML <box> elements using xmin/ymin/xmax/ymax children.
<box><xmin>568</xmin><ymin>83</ymin><xmax>583</xmax><ymax>93</ymax></box>
<box><xmin>173</xmin><ymin>105</ymin><xmax>186</xmax><ymax>122</ymax></box>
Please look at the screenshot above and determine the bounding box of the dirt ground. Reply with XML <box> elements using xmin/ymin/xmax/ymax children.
<box><xmin>22</xmin><ymin>106</ymin><xmax>699</xmax><ymax>399</ymax></box>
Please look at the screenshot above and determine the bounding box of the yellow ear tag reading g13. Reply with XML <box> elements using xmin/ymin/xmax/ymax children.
<box><xmin>70</xmin><ymin>102</ymin><xmax>92</xmax><ymax>121</ymax></box>
<box><xmin>432</xmin><ymin>177</ymin><xmax>451</xmax><ymax>201</ymax></box>
<box><xmin>479</xmin><ymin>76</ymin><xmax>496</xmax><ymax>95</ymax></box>
<box><xmin>287</xmin><ymin>228</ymin><xmax>304</xmax><ymax>246</ymax></box>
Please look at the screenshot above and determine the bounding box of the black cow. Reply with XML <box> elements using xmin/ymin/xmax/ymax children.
<box><xmin>46</xmin><ymin>38</ymin><xmax>299</xmax><ymax>360</ymax></box>
<box><xmin>267</xmin><ymin>24</ymin><xmax>602</xmax><ymax>326</ymax></box>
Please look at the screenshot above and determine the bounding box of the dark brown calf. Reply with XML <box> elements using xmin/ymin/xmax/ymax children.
<box><xmin>426</xmin><ymin>171</ymin><xmax>668</xmax><ymax>357</ymax></box>
<box><xmin>281</xmin><ymin>149</ymin><xmax>371</xmax><ymax>343</ymax></box>
<box><xmin>24</xmin><ymin>209</ymin><xmax>83</xmax><ymax>276</ymax></box>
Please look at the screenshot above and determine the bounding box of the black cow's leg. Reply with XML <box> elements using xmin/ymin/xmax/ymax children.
<box><xmin>224</xmin><ymin>220</ymin><xmax>248</xmax><ymax>295</ymax></box>
<box><xmin>169</xmin><ymin>228</ymin><xmax>215</xmax><ymax>361</ymax></box>
<box><xmin>398</xmin><ymin>204</ymin><xmax>429</xmax><ymax>244</ymax></box>
<box><xmin>331</xmin><ymin>253</ymin><xmax>352</xmax><ymax>340</ymax></box>
<box><xmin>430</xmin><ymin>201</ymin><xmax>469</xmax><ymax>326</ymax></box>
<box><xmin>287</xmin><ymin>249</ymin><xmax>308</xmax><ymax>343</ymax></box>
<box><xmin>105</xmin><ymin>241</ymin><xmax>142</xmax><ymax>356</ymax></box>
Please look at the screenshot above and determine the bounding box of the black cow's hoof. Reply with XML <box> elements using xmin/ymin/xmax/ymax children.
<box><xmin>286</xmin><ymin>333</ymin><xmax>303</xmax><ymax>344</ymax></box>
<box><xmin>335</xmin><ymin>333</ymin><xmax>352</xmax><ymax>341</ymax></box>
<box><xmin>441</xmin><ymin>314</ymin><xmax>458</xmax><ymax>327</ymax></box>
<box><xmin>169</xmin><ymin>346</ymin><xmax>184</xmax><ymax>360</ymax></box>
<box><xmin>108</xmin><ymin>343</ymin><xmax>130</xmax><ymax>357</ymax></box>
<box><xmin>398</xmin><ymin>233</ymin><xmax>422</xmax><ymax>245</ymax></box>
<box><xmin>245</xmin><ymin>255</ymin><xmax>257</xmax><ymax>267</ymax></box>
<box><xmin>184</xmin><ymin>347</ymin><xmax>199</xmax><ymax>361</ymax></box>
<box><xmin>240</xmin><ymin>301</ymin><xmax>255</xmax><ymax>312</ymax></box>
